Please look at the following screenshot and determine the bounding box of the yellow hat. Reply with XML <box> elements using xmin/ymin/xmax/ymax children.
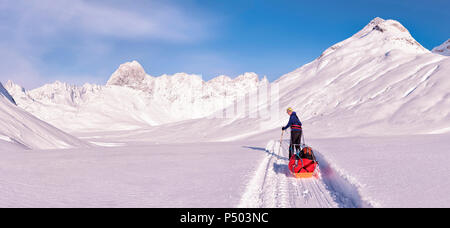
<box><xmin>286</xmin><ymin>107</ymin><xmax>293</xmax><ymax>112</ymax></box>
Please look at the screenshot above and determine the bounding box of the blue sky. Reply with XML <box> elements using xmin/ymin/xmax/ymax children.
<box><xmin>0</xmin><ymin>0</ymin><xmax>449</xmax><ymax>89</ymax></box>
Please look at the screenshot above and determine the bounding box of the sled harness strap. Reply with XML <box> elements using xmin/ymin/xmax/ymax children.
<box><xmin>291</xmin><ymin>125</ymin><xmax>302</xmax><ymax>130</ymax></box>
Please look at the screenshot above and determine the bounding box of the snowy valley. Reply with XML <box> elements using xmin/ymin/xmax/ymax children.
<box><xmin>1</xmin><ymin>17</ymin><xmax>450</xmax><ymax>208</ymax></box>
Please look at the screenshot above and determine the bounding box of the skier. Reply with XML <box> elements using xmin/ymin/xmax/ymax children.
<box><xmin>281</xmin><ymin>107</ymin><xmax>303</xmax><ymax>159</ymax></box>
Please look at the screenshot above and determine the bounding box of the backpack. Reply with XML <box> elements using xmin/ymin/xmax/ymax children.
<box><xmin>299</xmin><ymin>146</ymin><xmax>315</xmax><ymax>161</ymax></box>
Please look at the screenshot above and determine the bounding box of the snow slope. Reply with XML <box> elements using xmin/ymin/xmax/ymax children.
<box><xmin>0</xmin><ymin>82</ymin><xmax>89</xmax><ymax>150</ymax></box>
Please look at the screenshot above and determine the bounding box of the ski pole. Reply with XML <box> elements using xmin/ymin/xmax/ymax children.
<box><xmin>301</xmin><ymin>130</ymin><xmax>306</xmax><ymax>148</ymax></box>
<box><xmin>279</xmin><ymin>130</ymin><xmax>284</xmax><ymax>153</ymax></box>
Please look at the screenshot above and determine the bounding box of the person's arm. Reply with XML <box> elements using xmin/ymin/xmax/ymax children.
<box><xmin>282</xmin><ymin>115</ymin><xmax>294</xmax><ymax>130</ymax></box>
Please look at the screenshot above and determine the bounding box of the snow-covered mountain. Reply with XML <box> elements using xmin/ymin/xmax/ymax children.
<box><xmin>5</xmin><ymin>17</ymin><xmax>450</xmax><ymax>138</ymax></box>
<box><xmin>6</xmin><ymin>63</ymin><xmax>268</xmax><ymax>132</ymax></box>
<box><xmin>134</xmin><ymin>17</ymin><xmax>450</xmax><ymax>142</ymax></box>
<box><xmin>433</xmin><ymin>39</ymin><xmax>450</xmax><ymax>56</ymax></box>
<box><xmin>268</xmin><ymin>17</ymin><xmax>450</xmax><ymax>137</ymax></box>
<box><xmin>0</xmin><ymin>82</ymin><xmax>89</xmax><ymax>149</ymax></box>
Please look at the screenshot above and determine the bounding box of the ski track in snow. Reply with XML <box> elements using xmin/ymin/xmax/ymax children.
<box><xmin>239</xmin><ymin>140</ymin><xmax>373</xmax><ymax>208</ymax></box>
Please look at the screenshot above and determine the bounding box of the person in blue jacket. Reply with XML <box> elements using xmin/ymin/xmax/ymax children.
<box><xmin>282</xmin><ymin>107</ymin><xmax>303</xmax><ymax>159</ymax></box>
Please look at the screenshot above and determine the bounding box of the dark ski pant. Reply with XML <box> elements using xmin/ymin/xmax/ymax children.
<box><xmin>289</xmin><ymin>130</ymin><xmax>302</xmax><ymax>159</ymax></box>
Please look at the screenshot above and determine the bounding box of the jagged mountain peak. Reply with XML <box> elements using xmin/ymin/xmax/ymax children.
<box><xmin>354</xmin><ymin>17</ymin><xmax>410</xmax><ymax>38</ymax></box>
<box><xmin>369</xmin><ymin>16</ymin><xmax>385</xmax><ymax>24</ymax></box>
<box><xmin>234</xmin><ymin>72</ymin><xmax>259</xmax><ymax>82</ymax></box>
<box><xmin>106</xmin><ymin>60</ymin><xmax>265</xmax><ymax>92</ymax></box>
<box><xmin>106</xmin><ymin>60</ymin><xmax>147</xmax><ymax>88</ymax></box>
<box><xmin>4</xmin><ymin>80</ymin><xmax>25</xmax><ymax>93</ymax></box>
<box><xmin>208</xmin><ymin>75</ymin><xmax>232</xmax><ymax>83</ymax></box>
<box><xmin>432</xmin><ymin>39</ymin><xmax>450</xmax><ymax>56</ymax></box>
<box><xmin>7</xmin><ymin>62</ymin><xmax>267</xmax><ymax>131</ymax></box>
<box><xmin>207</xmin><ymin>72</ymin><xmax>261</xmax><ymax>84</ymax></box>
<box><xmin>357</xmin><ymin>18</ymin><xmax>427</xmax><ymax>52</ymax></box>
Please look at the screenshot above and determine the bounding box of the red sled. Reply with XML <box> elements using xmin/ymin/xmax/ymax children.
<box><xmin>288</xmin><ymin>147</ymin><xmax>319</xmax><ymax>179</ymax></box>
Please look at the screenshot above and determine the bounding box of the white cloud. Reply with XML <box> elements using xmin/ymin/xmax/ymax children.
<box><xmin>3</xmin><ymin>0</ymin><xmax>209</xmax><ymax>41</ymax></box>
<box><xmin>0</xmin><ymin>0</ymin><xmax>214</xmax><ymax>88</ymax></box>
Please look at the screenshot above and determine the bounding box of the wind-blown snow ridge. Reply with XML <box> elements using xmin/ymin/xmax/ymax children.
<box><xmin>0</xmin><ymin>82</ymin><xmax>16</xmax><ymax>105</ymax></box>
<box><xmin>314</xmin><ymin>151</ymin><xmax>378</xmax><ymax>208</ymax></box>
